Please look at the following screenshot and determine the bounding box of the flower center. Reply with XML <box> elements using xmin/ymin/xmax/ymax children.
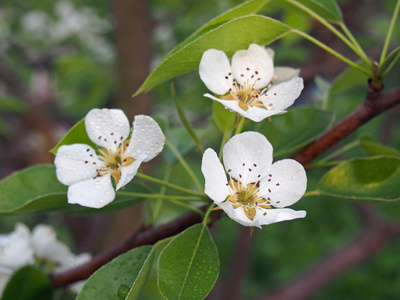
<box><xmin>226</xmin><ymin>180</ymin><xmax>271</xmax><ymax>221</ymax></box>
<box><xmin>96</xmin><ymin>140</ymin><xmax>135</xmax><ymax>185</ymax></box>
<box><xmin>220</xmin><ymin>69</ymin><xmax>272</xmax><ymax>111</ymax></box>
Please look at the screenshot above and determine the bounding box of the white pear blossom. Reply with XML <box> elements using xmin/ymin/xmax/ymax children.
<box><xmin>201</xmin><ymin>132</ymin><xmax>307</xmax><ymax>228</ymax></box>
<box><xmin>54</xmin><ymin>108</ymin><xmax>165</xmax><ymax>208</ymax></box>
<box><xmin>199</xmin><ymin>44</ymin><xmax>304</xmax><ymax>122</ymax></box>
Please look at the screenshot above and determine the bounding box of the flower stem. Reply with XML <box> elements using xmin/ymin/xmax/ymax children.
<box><xmin>117</xmin><ymin>191</ymin><xmax>207</xmax><ymax>202</ymax></box>
<box><xmin>165</xmin><ymin>139</ymin><xmax>203</xmax><ymax>192</ymax></box>
<box><xmin>171</xmin><ymin>83</ymin><xmax>204</xmax><ymax>154</ymax></box>
<box><xmin>339</xmin><ymin>22</ymin><xmax>372</xmax><ymax>68</ymax></box>
<box><xmin>292</xmin><ymin>29</ymin><xmax>372</xmax><ymax>77</ymax></box>
<box><xmin>135</xmin><ymin>172</ymin><xmax>205</xmax><ymax>197</ymax></box>
<box><xmin>379</xmin><ymin>0</ymin><xmax>400</xmax><ymax>71</ymax></box>
<box><xmin>382</xmin><ymin>49</ymin><xmax>400</xmax><ymax>78</ymax></box>
<box><xmin>285</xmin><ymin>0</ymin><xmax>371</xmax><ymax>66</ymax></box>
<box><xmin>202</xmin><ymin>203</ymin><xmax>216</xmax><ymax>226</ymax></box>
<box><xmin>219</xmin><ymin>130</ymin><xmax>231</xmax><ymax>160</ymax></box>
<box><xmin>164</xmin><ymin>198</ymin><xmax>205</xmax><ymax>216</ymax></box>
<box><xmin>303</xmin><ymin>190</ymin><xmax>321</xmax><ymax>197</ymax></box>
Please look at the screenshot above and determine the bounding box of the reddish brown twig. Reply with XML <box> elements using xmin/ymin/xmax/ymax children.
<box><xmin>293</xmin><ymin>85</ymin><xmax>400</xmax><ymax>168</ymax></box>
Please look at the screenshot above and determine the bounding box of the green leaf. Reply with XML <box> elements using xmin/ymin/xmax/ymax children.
<box><xmin>158</xmin><ymin>224</ymin><xmax>219</xmax><ymax>300</ymax></box>
<box><xmin>2</xmin><ymin>266</ymin><xmax>52</xmax><ymax>300</ymax></box>
<box><xmin>0</xmin><ymin>164</ymin><xmax>149</xmax><ymax>215</ymax></box>
<box><xmin>279</xmin><ymin>0</ymin><xmax>342</xmax><ymax>23</ymax></box>
<box><xmin>213</xmin><ymin>101</ymin><xmax>236</xmax><ymax>132</ymax></box>
<box><xmin>329</xmin><ymin>62</ymin><xmax>369</xmax><ymax>94</ymax></box>
<box><xmin>134</xmin><ymin>15</ymin><xmax>290</xmax><ymax>96</ymax></box>
<box><xmin>255</xmin><ymin>107</ymin><xmax>335</xmax><ymax>158</ymax></box>
<box><xmin>77</xmin><ymin>246</ymin><xmax>153</xmax><ymax>300</ymax></box>
<box><xmin>125</xmin><ymin>239</ymin><xmax>170</xmax><ymax>300</ymax></box>
<box><xmin>318</xmin><ymin>156</ymin><xmax>400</xmax><ymax>202</ymax></box>
<box><xmin>50</xmin><ymin>119</ymin><xmax>95</xmax><ymax>154</ymax></box>
<box><xmin>359</xmin><ymin>136</ymin><xmax>400</xmax><ymax>157</ymax></box>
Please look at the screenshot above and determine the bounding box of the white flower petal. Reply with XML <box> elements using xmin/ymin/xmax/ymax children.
<box><xmin>85</xmin><ymin>108</ymin><xmax>130</xmax><ymax>150</ymax></box>
<box><xmin>199</xmin><ymin>49</ymin><xmax>233</xmax><ymax>95</ymax></box>
<box><xmin>265</xmin><ymin>47</ymin><xmax>275</xmax><ymax>60</ymax></box>
<box><xmin>261</xmin><ymin>77</ymin><xmax>304</xmax><ymax>110</ymax></box>
<box><xmin>201</xmin><ymin>149</ymin><xmax>229</xmax><ymax>203</ymax></box>
<box><xmin>126</xmin><ymin>115</ymin><xmax>165</xmax><ymax>162</ymax></box>
<box><xmin>223</xmin><ymin>132</ymin><xmax>272</xmax><ymax>184</ymax></box>
<box><xmin>116</xmin><ymin>153</ymin><xmax>147</xmax><ymax>190</ymax></box>
<box><xmin>256</xmin><ymin>208</ymin><xmax>306</xmax><ymax>226</ymax></box>
<box><xmin>31</xmin><ymin>225</ymin><xmax>71</xmax><ymax>264</ymax></box>
<box><xmin>204</xmin><ymin>93</ymin><xmax>280</xmax><ymax>122</ymax></box>
<box><xmin>67</xmin><ymin>175</ymin><xmax>115</xmax><ymax>208</ymax></box>
<box><xmin>259</xmin><ymin>159</ymin><xmax>307</xmax><ymax>207</ymax></box>
<box><xmin>232</xmin><ymin>44</ymin><xmax>274</xmax><ymax>90</ymax></box>
<box><xmin>217</xmin><ymin>201</ymin><xmax>261</xmax><ymax>227</ymax></box>
<box><xmin>273</xmin><ymin>67</ymin><xmax>300</xmax><ymax>84</ymax></box>
<box><xmin>54</xmin><ymin>144</ymin><xmax>101</xmax><ymax>186</ymax></box>
<box><xmin>0</xmin><ymin>224</ymin><xmax>34</xmax><ymax>269</ymax></box>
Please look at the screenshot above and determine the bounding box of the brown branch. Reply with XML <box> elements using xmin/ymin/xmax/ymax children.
<box><xmin>293</xmin><ymin>85</ymin><xmax>400</xmax><ymax>168</ymax></box>
<box><xmin>51</xmin><ymin>209</ymin><xmax>203</xmax><ymax>288</ymax></box>
<box><xmin>259</xmin><ymin>220</ymin><xmax>400</xmax><ymax>300</ymax></box>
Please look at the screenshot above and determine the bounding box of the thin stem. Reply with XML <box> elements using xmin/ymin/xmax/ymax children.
<box><xmin>135</xmin><ymin>172</ymin><xmax>205</xmax><ymax>197</ymax></box>
<box><xmin>285</xmin><ymin>0</ymin><xmax>370</xmax><ymax>64</ymax></box>
<box><xmin>165</xmin><ymin>139</ymin><xmax>203</xmax><ymax>192</ymax></box>
<box><xmin>292</xmin><ymin>29</ymin><xmax>372</xmax><ymax>77</ymax></box>
<box><xmin>340</xmin><ymin>22</ymin><xmax>371</xmax><ymax>67</ymax></box>
<box><xmin>234</xmin><ymin>116</ymin><xmax>245</xmax><ymax>135</ymax></box>
<box><xmin>303</xmin><ymin>190</ymin><xmax>321</xmax><ymax>197</ymax></box>
<box><xmin>202</xmin><ymin>203</ymin><xmax>216</xmax><ymax>226</ymax></box>
<box><xmin>152</xmin><ymin>165</ymin><xmax>172</xmax><ymax>223</ymax></box>
<box><xmin>219</xmin><ymin>130</ymin><xmax>231</xmax><ymax>160</ymax></box>
<box><xmin>309</xmin><ymin>160</ymin><xmax>342</xmax><ymax>168</ymax></box>
<box><xmin>383</xmin><ymin>50</ymin><xmax>400</xmax><ymax>78</ymax></box>
<box><xmin>117</xmin><ymin>191</ymin><xmax>207</xmax><ymax>202</ymax></box>
<box><xmin>379</xmin><ymin>0</ymin><xmax>400</xmax><ymax>69</ymax></box>
<box><xmin>380</xmin><ymin>46</ymin><xmax>400</xmax><ymax>71</ymax></box>
<box><xmin>165</xmin><ymin>198</ymin><xmax>205</xmax><ymax>216</ymax></box>
<box><xmin>171</xmin><ymin>83</ymin><xmax>204</xmax><ymax>154</ymax></box>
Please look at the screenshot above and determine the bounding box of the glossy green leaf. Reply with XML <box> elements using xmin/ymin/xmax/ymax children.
<box><xmin>279</xmin><ymin>0</ymin><xmax>342</xmax><ymax>23</ymax></box>
<box><xmin>213</xmin><ymin>101</ymin><xmax>236</xmax><ymax>132</ymax></box>
<box><xmin>256</xmin><ymin>107</ymin><xmax>335</xmax><ymax>158</ymax></box>
<box><xmin>50</xmin><ymin>119</ymin><xmax>95</xmax><ymax>154</ymax></box>
<box><xmin>158</xmin><ymin>224</ymin><xmax>219</xmax><ymax>300</ymax></box>
<box><xmin>134</xmin><ymin>15</ymin><xmax>290</xmax><ymax>96</ymax></box>
<box><xmin>77</xmin><ymin>246</ymin><xmax>153</xmax><ymax>300</ymax></box>
<box><xmin>2</xmin><ymin>266</ymin><xmax>52</xmax><ymax>300</ymax></box>
<box><xmin>126</xmin><ymin>239</ymin><xmax>170</xmax><ymax>300</ymax></box>
<box><xmin>329</xmin><ymin>62</ymin><xmax>369</xmax><ymax>94</ymax></box>
<box><xmin>318</xmin><ymin>156</ymin><xmax>400</xmax><ymax>202</ymax></box>
<box><xmin>359</xmin><ymin>136</ymin><xmax>400</xmax><ymax>157</ymax></box>
<box><xmin>0</xmin><ymin>164</ymin><xmax>149</xmax><ymax>215</ymax></box>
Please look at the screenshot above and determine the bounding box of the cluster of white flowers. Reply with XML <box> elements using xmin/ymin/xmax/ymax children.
<box><xmin>54</xmin><ymin>44</ymin><xmax>306</xmax><ymax>229</ymax></box>
<box><xmin>0</xmin><ymin>223</ymin><xmax>90</xmax><ymax>294</ymax></box>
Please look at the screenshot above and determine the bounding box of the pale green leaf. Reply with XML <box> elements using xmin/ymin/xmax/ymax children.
<box><xmin>318</xmin><ymin>156</ymin><xmax>400</xmax><ymax>202</ymax></box>
<box><xmin>158</xmin><ymin>224</ymin><xmax>219</xmax><ymax>300</ymax></box>
<box><xmin>77</xmin><ymin>246</ymin><xmax>153</xmax><ymax>300</ymax></box>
